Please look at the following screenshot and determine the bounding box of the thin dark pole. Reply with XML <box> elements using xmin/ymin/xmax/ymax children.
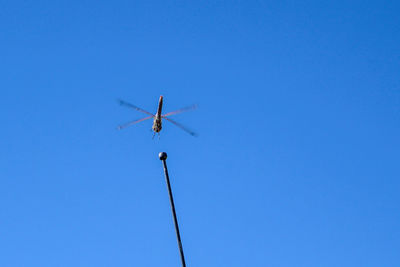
<box><xmin>159</xmin><ymin>152</ymin><xmax>187</xmax><ymax>267</ymax></box>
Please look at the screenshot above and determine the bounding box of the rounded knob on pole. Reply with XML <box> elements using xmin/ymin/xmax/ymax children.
<box><xmin>159</xmin><ymin>152</ymin><xmax>168</xmax><ymax>160</ymax></box>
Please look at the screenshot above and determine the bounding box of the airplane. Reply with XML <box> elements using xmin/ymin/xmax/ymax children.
<box><xmin>117</xmin><ymin>95</ymin><xmax>197</xmax><ymax>138</ymax></box>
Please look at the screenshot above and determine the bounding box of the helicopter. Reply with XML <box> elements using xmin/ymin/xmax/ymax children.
<box><xmin>117</xmin><ymin>95</ymin><xmax>197</xmax><ymax>138</ymax></box>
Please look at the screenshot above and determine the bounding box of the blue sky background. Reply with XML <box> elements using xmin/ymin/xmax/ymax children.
<box><xmin>1</xmin><ymin>1</ymin><xmax>399</xmax><ymax>266</ymax></box>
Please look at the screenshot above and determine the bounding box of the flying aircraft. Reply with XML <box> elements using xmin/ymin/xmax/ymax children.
<box><xmin>117</xmin><ymin>95</ymin><xmax>197</xmax><ymax>138</ymax></box>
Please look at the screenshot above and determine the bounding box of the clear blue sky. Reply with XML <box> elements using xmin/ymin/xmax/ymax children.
<box><xmin>1</xmin><ymin>1</ymin><xmax>399</xmax><ymax>266</ymax></box>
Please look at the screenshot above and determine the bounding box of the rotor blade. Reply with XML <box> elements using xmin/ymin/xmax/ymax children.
<box><xmin>162</xmin><ymin>104</ymin><xmax>198</xmax><ymax>117</ymax></box>
<box><xmin>118</xmin><ymin>99</ymin><xmax>155</xmax><ymax>117</ymax></box>
<box><xmin>117</xmin><ymin>116</ymin><xmax>153</xmax><ymax>130</ymax></box>
<box><xmin>163</xmin><ymin>117</ymin><xmax>198</xmax><ymax>137</ymax></box>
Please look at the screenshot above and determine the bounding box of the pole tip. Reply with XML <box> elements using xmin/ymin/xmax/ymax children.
<box><xmin>159</xmin><ymin>152</ymin><xmax>168</xmax><ymax>160</ymax></box>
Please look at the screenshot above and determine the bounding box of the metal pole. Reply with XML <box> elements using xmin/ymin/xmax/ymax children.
<box><xmin>159</xmin><ymin>152</ymin><xmax>187</xmax><ymax>267</ymax></box>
